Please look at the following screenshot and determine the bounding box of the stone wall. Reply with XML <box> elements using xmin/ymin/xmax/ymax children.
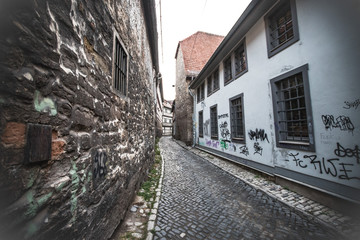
<box><xmin>0</xmin><ymin>0</ymin><xmax>156</xmax><ymax>239</ymax></box>
<box><xmin>174</xmin><ymin>48</ymin><xmax>194</xmax><ymax>145</ymax></box>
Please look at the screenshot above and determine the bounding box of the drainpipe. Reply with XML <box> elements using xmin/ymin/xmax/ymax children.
<box><xmin>188</xmin><ymin>82</ymin><xmax>196</xmax><ymax>148</ymax></box>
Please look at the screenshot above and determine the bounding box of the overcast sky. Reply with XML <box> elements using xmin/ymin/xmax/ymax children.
<box><xmin>156</xmin><ymin>0</ymin><xmax>252</xmax><ymax>100</ymax></box>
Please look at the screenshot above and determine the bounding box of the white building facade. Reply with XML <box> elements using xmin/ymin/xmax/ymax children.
<box><xmin>190</xmin><ymin>0</ymin><xmax>360</xmax><ymax>202</ymax></box>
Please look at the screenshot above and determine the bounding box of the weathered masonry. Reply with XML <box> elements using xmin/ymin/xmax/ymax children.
<box><xmin>190</xmin><ymin>0</ymin><xmax>360</xmax><ymax>204</ymax></box>
<box><xmin>0</xmin><ymin>0</ymin><xmax>159</xmax><ymax>239</ymax></box>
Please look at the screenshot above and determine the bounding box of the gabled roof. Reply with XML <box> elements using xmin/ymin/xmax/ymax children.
<box><xmin>189</xmin><ymin>0</ymin><xmax>278</xmax><ymax>89</ymax></box>
<box><xmin>175</xmin><ymin>31</ymin><xmax>224</xmax><ymax>76</ymax></box>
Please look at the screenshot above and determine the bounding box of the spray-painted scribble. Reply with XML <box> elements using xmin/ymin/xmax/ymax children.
<box><xmin>220</xmin><ymin>139</ymin><xmax>229</xmax><ymax>150</ymax></box>
<box><xmin>218</xmin><ymin>113</ymin><xmax>229</xmax><ymax>119</ymax></box>
<box><xmin>93</xmin><ymin>150</ymin><xmax>107</xmax><ymax>178</ymax></box>
<box><xmin>248</xmin><ymin>128</ymin><xmax>269</xmax><ymax>143</ymax></box>
<box><xmin>239</xmin><ymin>146</ymin><xmax>249</xmax><ymax>156</ymax></box>
<box><xmin>321</xmin><ymin>115</ymin><xmax>354</xmax><ymax>133</ymax></box>
<box><xmin>286</xmin><ymin>153</ymin><xmax>307</xmax><ymax>168</ymax></box>
<box><xmin>219</xmin><ymin>121</ymin><xmax>231</xmax><ymax>141</ymax></box>
<box><xmin>204</xmin><ymin>120</ymin><xmax>210</xmax><ymax>136</ymax></box>
<box><xmin>285</xmin><ymin>154</ymin><xmax>360</xmax><ymax>180</ymax></box>
<box><xmin>334</xmin><ymin>142</ymin><xmax>359</xmax><ymax>164</ymax></box>
<box><xmin>206</xmin><ymin>139</ymin><xmax>212</xmax><ymax>147</ymax></box>
<box><xmin>343</xmin><ymin>98</ymin><xmax>360</xmax><ymax>110</ymax></box>
<box><xmin>253</xmin><ymin>142</ymin><xmax>263</xmax><ymax>155</ymax></box>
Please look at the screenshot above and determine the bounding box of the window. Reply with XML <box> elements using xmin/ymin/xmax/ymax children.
<box><xmin>210</xmin><ymin>105</ymin><xmax>218</xmax><ymax>139</ymax></box>
<box><xmin>224</xmin><ymin>57</ymin><xmax>232</xmax><ymax>84</ymax></box>
<box><xmin>199</xmin><ymin>111</ymin><xmax>203</xmax><ymax>137</ymax></box>
<box><xmin>207</xmin><ymin>68</ymin><xmax>220</xmax><ymax>96</ymax></box>
<box><xmin>207</xmin><ymin>77</ymin><xmax>212</xmax><ymax>96</ymax></box>
<box><xmin>265</xmin><ymin>0</ymin><xmax>299</xmax><ymax>58</ymax></box>
<box><xmin>234</xmin><ymin>42</ymin><xmax>247</xmax><ymax>77</ymax></box>
<box><xmin>197</xmin><ymin>83</ymin><xmax>205</xmax><ymax>103</ymax></box>
<box><xmin>113</xmin><ymin>34</ymin><xmax>129</xmax><ymax>96</ymax></box>
<box><xmin>229</xmin><ymin>94</ymin><xmax>245</xmax><ymax>143</ymax></box>
<box><xmin>213</xmin><ymin>69</ymin><xmax>219</xmax><ymax>91</ymax></box>
<box><xmin>197</xmin><ymin>87</ymin><xmax>201</xmax><ymax>103</ymax></box>
<box><xmin>270</xmin><ymin>64</ymin><xmax>314</xmax><ymax>151</ymax></box>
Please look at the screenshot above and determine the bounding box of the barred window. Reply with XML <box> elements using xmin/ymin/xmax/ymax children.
<box><xmin>229</xmin><ymin>94</ymin><xmax>245</xmax><ymax>142</ymax></box>
<box><xmin>210</xmin><ymin>105</ymin><xmax>218</xmax><ymax>139</ymax></box>
<box><xmin>113</xmin><ymin>37</ymin><xmax>128</xmax><ymax>95</ymax></box>
<box><xmin>199</xmin><ymin>111</ymin><xmax>204</xmax><ymax>137</ymax></box>
<box><xmin>234</xmin><ymin>43</ymin><xmax>247</xmax><ymax>76</ymax></box>
<box><xmin>265</xmin><ymin>0</ymin><xmax>299</xmax><ymax>58</ymax></box>
<box><xmin>224</xmin><ymin>57</ymin><xmax>232</xmax><ymax>84</ymax></box>
<box><xmin>271</xmin><ymin>64</ymin><xmax>314</xmax><ymax>151</ymax></box>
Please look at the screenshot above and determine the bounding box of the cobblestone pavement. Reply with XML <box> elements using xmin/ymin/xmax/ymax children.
<box><xmin>153</xmin><ymin>137</ymin><xmax>348</xmax><ymax>240</ymax></box>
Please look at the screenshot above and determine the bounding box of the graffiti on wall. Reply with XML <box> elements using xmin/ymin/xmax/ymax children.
<box><xmin>248</xmin><ymin>129</ymin><xmax>269</xmax><ymax>143</ymax></box>
<box><xmin>334</xmin><ymin>142</ymin><xmax>359</xmax><ymax>164</ymax></box>
<box><xmin>219</xmin><ymin>121</ymin><xmax>231</xmax><ymax>141</ymax></box>
<box><xmin>253</xmin><ymin>142</ymin><xmax>263</xmax><ymax>156</ymax></box>
<box><xmin>239</xmin><ymin>146</ymin><xmax>249</xmax><ymax>156</ymax></box>
<box><xmin>285</xmin><ymin>142</ymin><xmax>360</xmax><ymax>181</ymax></box>
<box><xmin>321</xmin><ymin>115</ymin><xmax>354</xmax><ymax>133</ymax></box>
<box><xmin>93</xmin><ymin>150</ymin><xmax>108</xmax><ymax>178</ymax></box>
<box><xmin>218</xmin><ymin>113</ymin><xmax>229</xmax><ymax>119</ymax></box>
<box><xmin>204</xmin><ymin>120</ymin><xmax>210</xmax><ymax>136</ymax></box>
<box><xmin>343</xmin><ymin>98</ymin><xmax>360</xmax><ymax>110</ymax></box>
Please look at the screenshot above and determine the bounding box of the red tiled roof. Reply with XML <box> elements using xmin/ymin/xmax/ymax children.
<box><xmin>175</xmin><ymin>31</ymin><xmax>224</xmax><ymax>74</ymax></box>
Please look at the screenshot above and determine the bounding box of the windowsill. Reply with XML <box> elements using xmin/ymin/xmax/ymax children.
<box><xmin>207</xmin><ymin>87</ymin><xmax>220</xmax><ymax>97</ymax></box>
<box><xmin>112</xmin><ymin>87</ymin><xmax>130</xmax><ymax>104</ymax></box>
<box><xmin>232</xmin><ymin>137</ymin><xmax>245</xmax><ymax>144</ymax></box>
<box><xmin>211</xmin><ymin>136</ymin><xmax>218</xmax><ymax>140</ymax></box>
<box><xmin>279</xmin><ymin>140</ymin><xmax>309</xmax><ymax>146</ymax></box>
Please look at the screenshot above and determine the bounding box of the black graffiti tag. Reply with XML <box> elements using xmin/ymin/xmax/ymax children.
<box><xmin>287</xmin><ymin>153</ymin><xmax>307</xmax><ymax>168</ymax></box>
<box><xmin>248</xmin><ymin>129</ymin><xmax>269</xmax><ymax>143</ymax></box>
<box><xmin>343</xmin><ymin>99</ymin><xmax>360</xmax><ymax>110</ymax></box>
<box><xmin>334</xmin><ymin>142</ymin><xmax>360</xmax><ymax>164</ymax></box>
<box><xmin>321</xmin><ymin>115</ymin><xmax>354</xmax><ymax>133</ymax></box>
<box><xmin>338</xmin><ymin>163</ymin><xmax>360</xmax><ymax>180</ymax></box>
<box><xmin>93</xmin><ymin>151</ymin><xmax>108</xmax><ymax>178</ymax></box>
<box><xmin>239</xmin><ymin>146</ymin><xmax>249</xmax><ymax>156</ymax></box>
<box><xmin>219</xmin><ymin>121</ymin><xmax>231</xmax><ymax>141</ymax></box>
<box><xmin>253</xmin><ymin>142</ymin><xmax>263</xmax><ymax>155</ymax></box>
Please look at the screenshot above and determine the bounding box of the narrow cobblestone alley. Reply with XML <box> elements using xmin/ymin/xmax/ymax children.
<box><xmin>154</xmin><ymin>137</ymin><xmax>343</xmax><ymax>240</ymax></box>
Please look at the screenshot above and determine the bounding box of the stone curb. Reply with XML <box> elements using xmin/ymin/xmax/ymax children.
<box><xmin>172</xmin><ymin>138</ymin><xmax>359</xmax><ymax>239</ymax></box>
<box><xmin>146</xmin><ymin>146</ymin><xmax>165</xmax><ymax>240</ymax></box>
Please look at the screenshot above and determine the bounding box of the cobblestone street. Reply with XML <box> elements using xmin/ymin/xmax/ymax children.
<box><xmin>153</xmin><ymin>137</ymin><xmax>343</xmax><ymax>240</ymax></box>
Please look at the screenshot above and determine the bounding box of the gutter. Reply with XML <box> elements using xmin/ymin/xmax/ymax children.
<box><xmin>188</xmin><ymin>85</ymin><xmax>196</xmax><ymax>148</ymax></box>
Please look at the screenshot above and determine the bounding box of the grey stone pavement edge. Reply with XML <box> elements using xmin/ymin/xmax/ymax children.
<box><xmin>148</xmin><ymin>136</ymin><xmax>360</xmax><ymax>240</ymax></box>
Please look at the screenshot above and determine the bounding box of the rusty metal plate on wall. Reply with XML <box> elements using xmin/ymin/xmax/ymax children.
<box><xmin>24</xmin><ymin>123</ymin><xmax>52</xmax><ymax>164</ymax></box>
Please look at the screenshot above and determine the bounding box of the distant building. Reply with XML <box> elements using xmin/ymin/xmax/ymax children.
<box><xmin>174</xmin><ymin>31</ymin><xmax>224</xmax><ymax>145</ymax></box>
<box><xmin>162</xmin><ymin>100</ymin><xmax>173</xmax><ymax>136</ymax></box>
<box><xmin>190</xmin><ymin>0</ymin><xmax>360</xmax><ymax>205</ymax></box>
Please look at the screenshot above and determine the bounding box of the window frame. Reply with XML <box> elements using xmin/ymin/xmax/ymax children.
<box><xmin>223</xmin><ymin>56</ymin><xmax>233</xmax><ymax>85</ymax></box>
<box><xmin>234</xmin><ymin>40</ymin><xmax>248</xmax><ymax>79</ymax></box>
<box><xmin>112</xmin><ymin>29</ymin><xmax>129</xmax><ymax>97</ymax></box>
<box><xmin>270</xmin><ymin>64</ymin><xmax>315</xmax><ymax>151</ymax></box>
<box><xmin>264</xmin><ymin>0</ymin><xmax>300</xmax><ymax>58</ymax></box>
<box><xmin>198</xmin><ymin>110</ymin><xmax>204</xmax><ymax>138</ymax></box>
<box><xmin>229</xmin><ymin>93</ymin><xmax>245</xmax><ymax>144</ymax></box>
<box><xmin>210</xmin><ymin>104</ymin><xmax>218</xmax><ymax>140</ymax></box>
<box><xmin>207</xmin><ymin>77</ymin><xmax>213</xmax><ymax>97</ymax></box>
<box><xmin>207</xmin><ymin>68</ymin><xmax>220</xmax><ymax>97</ymax></box>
